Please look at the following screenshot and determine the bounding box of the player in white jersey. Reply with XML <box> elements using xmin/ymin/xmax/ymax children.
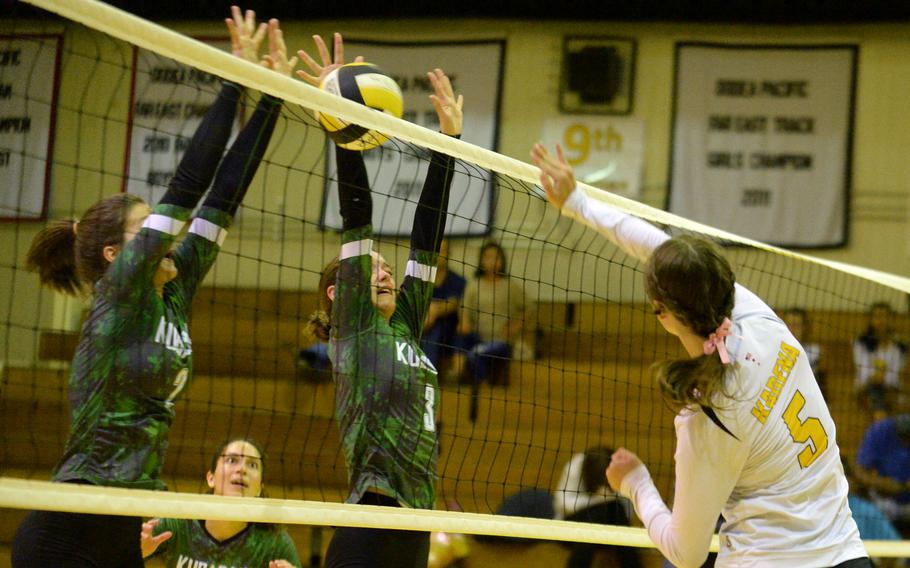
<box><xmin>531</xmin><ymin>144</ymin><xmax>870</xmax><ymax>568</ymax></box>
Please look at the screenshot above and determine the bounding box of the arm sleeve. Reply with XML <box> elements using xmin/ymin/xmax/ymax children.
<box><xmin>159</xmin><ymin>82</ymin><xmax>241</xmax><ymax>210</ymax></box>
<box><xmin>619</xmin><ymin>412</ymin><xmax>748</xmax><ymax>568</ymax></box>
<box><xmin>167</xmin><ymin>94</ymin><xmax>282</xmax><ymax>305</ymax></box>
<box><xmin>168</xmin><ymin>207</ymin><xmax>232</xmax><ymax>306</ymax></box>
<box><xmin>562</xmin><ymin>186</ymin><xmax>776</xmax><ymax>324</ymax></box>
<box><xmin>393</xmin><ymin>148</ymin><xmax>457</xmax><ymax>338</ymax></box>
<box><xmin>99</xmin><ymin>203</ymin><xmax>190</xmax><ymax>301</ymax></box>
<box><xmin>331</xmin><ymin>146</ymin><xmax>376</xmax><ymax>338</ymax></box>
<box><xmin>336</xmin><ymin>146</ymin><xmax>372</xmax><ymax>231</ymax></box>
<box><xmin>201</xmin><ymin>93</ymin><xmax>282</xmax><ymax>216</ymax></box>
<box><xmin>560</xmin><ymin>185</ymin><xmax>669</xmax><ymax>263</ymax></box>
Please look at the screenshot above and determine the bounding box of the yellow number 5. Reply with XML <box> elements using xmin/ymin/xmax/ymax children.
<box><xmin>782</xmin><ymin>390</ymin><xmax>829</xmax><ymax>468</ymax></box>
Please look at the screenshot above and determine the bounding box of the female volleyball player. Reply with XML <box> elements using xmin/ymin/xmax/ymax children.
<box><xmin>140</xmin><ymin>438</ymin><xmax>300</xmax><ymax>567</ymax></box>
<box><xmin>531</xmin><ymin>144</ymin><xmax>870</xmax><ymax>568</ymax></box>
<box><xmin>300</xmin><ymin>33</ymin><xmax>462</xmax><ymax>568</ymax></box>
<box><xmin>12</xmin><ymin>10</ymin><xmax>295</xmax><ymax>567</ymax></box>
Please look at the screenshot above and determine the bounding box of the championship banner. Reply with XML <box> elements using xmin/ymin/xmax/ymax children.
<box><xmin>668</xmin><ymin>44</ymin><xmax>857</xmax><ymax>248</ymax></box>
<box><xmin>124</xmin><ymin>39</ymin><xmax>236</xmax><ymax>204</ymax></box>
<box><xmin>0</xmin><ymin>35</ymin><xmax>61</xmax><ymax>220</ymax></box>
<box><xmin>321</xmin><ymin>40</ymin><xmax>504</xmax><ymax>237</ymax></box>
<box><xmin>541</xmin><ymin>116</ymin><xmax>644</xmax><ymax>199</ymax></box>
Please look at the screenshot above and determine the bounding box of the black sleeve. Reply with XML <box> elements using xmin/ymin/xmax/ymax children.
<box><xmin>158</xmin><ymin>81</ymin><xmax>241</xmax><ymax>209</ymax></box>
<box><xmin>202</xmin><ymin>94</ymin><xmax>282</xmax><ymax>216</ymax></box>
<box><xmin>411</xmin><ymin>142</ymin><xmax>458</xmax><ymax>253</ymax></box>
<box><xmin>336</xmin><ymin>146</ymin><xmax>372</xmax><ymax>231</ymax></box>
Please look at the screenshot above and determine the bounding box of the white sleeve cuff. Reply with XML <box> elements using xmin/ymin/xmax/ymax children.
<box><xmin>561</xmin><ymin>184</ymin><xmax>588</xmax><ymax>217</ymax></box>
<box><xmin>619</xmin><ymin>463</ymin><xmax>652</xmax><ymax>501</ymax></box>
<box><xmin>189</xmin><ymin>218</ymin><xmax>228</xmax><ymax>246</ymax></box>
<box><xmin>142</xmin><ymin>214</ymin><xmax>185</xmax><ymax>236</ymax></box>
<box><xmin>340</xmin><ymin>239</ymin><xmax>372</xmax><ymax>260</ymax></box>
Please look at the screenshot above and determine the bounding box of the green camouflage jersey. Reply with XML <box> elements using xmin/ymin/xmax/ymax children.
<box><xmin>53</xmin><ymin>204</ymin><xmax>231</xmax><ymax>490</ymax></box>
<box><xmin>153</xmin><ymin>518</ymin><xmax>300</xmax><ymax>568</ymax></box>
<box><xmin>330</xmin><ymin>225</ymin><xmax>440</xmax><ymax>510</ymax></box>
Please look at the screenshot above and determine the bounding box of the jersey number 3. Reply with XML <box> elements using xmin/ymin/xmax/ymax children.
<box><xmin>782</xmin><ymin>389</ymin><xmax>829</xmax><ymax>468</ymax></box>
<box><xmin>423</xmin><ymin>384</ymin><xmax>436</xmax><ymax>432</ymax></box>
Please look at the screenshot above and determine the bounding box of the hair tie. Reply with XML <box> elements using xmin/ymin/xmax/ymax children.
<box><xmin>703</xmin><ymin>317</ymin><xmax>732</xmax><ymax>364</ymax></box>
<box><xmin>72</xmin><ymin>219</ymin><xmax>79</xmax><ymax>236</ymax></box>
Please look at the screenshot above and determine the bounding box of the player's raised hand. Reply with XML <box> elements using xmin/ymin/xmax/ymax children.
<box><xmin>297</xmin><ymin>32</ymin><xmax>364</xmax><ymax>87</ymax></box>
<box><xmin>225</xmin><ymin>5</ymin><xmax>267</xmax><ymax>64</ymax></box>
<box><xmin>427</xmin><ymin>68</ymin><xmax>463</xmax><ymax>137</ymax></box>
<box><xmin>530</xmin><ymin>143</ymin><xmax>576</xmax><ymax>210</ymax></box>
<box><xmin>606</xmin><ymin>447</ymin><xmax>644</xmax><ymax>492</ymax></box>
<box><xmin>260</xmin><ymin>19</ymin><xmax>298</xmax><ymax>77</ymax></box>
<box><xmin>269</xmin><ymin>560</ymin><xmax>295</xmax><ymax>568</ymax></box>
<box><xmin>140</xmin><ymin>518</ymin><xmax>173</xmax><ymax>558</ymax></box>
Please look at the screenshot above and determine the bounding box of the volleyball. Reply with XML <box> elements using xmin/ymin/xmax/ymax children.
<box><xmin>317</xmin><ymin>62</ymin><xmax>403</xmax><ymax>151</ymax></box>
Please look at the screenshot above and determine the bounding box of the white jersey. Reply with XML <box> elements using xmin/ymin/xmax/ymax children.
<box><xmin>561</xmin><ymin>187</ymin><xmax>866</xmax><ymax>568</ymax></box>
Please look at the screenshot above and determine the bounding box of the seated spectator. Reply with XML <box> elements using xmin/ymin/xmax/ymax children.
<box><xmin>141</xmin><ymin>437</ymin><xmax>300</xmax><ymax>567</ymax></box>
<box><xmin>781</xmin><ymin>307</ymin><xmax>827</xmax><ymax>398</ymax></box>
<box><xmin>854</xmin><ymin>302</ymin><xmax>907</xmax><ymax>421</ymax></box>
<box><xmin>553</xmin><ymin>447</ymin><xmax>641</xmax><ymax>568</ymax></box>
<box><xmin>455</xmin><ymin>242</ymin><xmax>530</xmax><ymax>386</ymax></box>
<box><xmin>855</xmin><ymin>414</ymin><xmax>910</xmax><ymax>534</ymax></box>
<box><xmin>843</xmin><ymin>454</ymin><xmax>904</xmax><ymax>568</ymax></box>
<box><xmin>421</xmin><ymin>239</ymin><xmax>466</xmax><ymax>375</ymax></box>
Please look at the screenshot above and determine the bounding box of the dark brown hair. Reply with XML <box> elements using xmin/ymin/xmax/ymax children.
<box><xmin>645</xmin><ymin>235</ymin><xmax>736</xmax><ymax>412</ymax></box>
<box><xmin>475</xmin><ymin>241</ymin><xmax>508</xmax><ymax>278</ymax></box>
<box><xmin>581</xmin><ymin>446</ymin><xmax>614</xmax><ymax>493</ymax></box>
<box><xmin>25</xmin><ymin>194</ymin><xmax>144</xmax><ymax>295</ymax></box>
<box><xmin>307</xmin><ymin>256</ymin><xmax>341</xmax><ymax>342</ymax></box>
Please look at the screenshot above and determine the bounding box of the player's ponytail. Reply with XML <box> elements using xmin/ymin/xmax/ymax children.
<box><xmin>645</xmin><ymin>235</ymin><xmax>736</xmax><ymax>412</ymax></box>
<box><xmin>26</xmin><ymin>218</ymin><xmax>81</xmax><ymax>296</ymax></box>
<box><xmin>27</xmin><ymin>194</ymin><xmax>144</xmax><ymax>295</ymax></box>
<box><xmin>308</xmin><ymin>256</ymin><xmax>341</xmax><ymax>342</ymax></box>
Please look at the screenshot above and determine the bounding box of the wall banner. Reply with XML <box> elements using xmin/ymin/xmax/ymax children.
<box><xmin>668</xmin><ymin>44</ymin><xmax>857</xmax><ymax>248</ymax></box>
<box><xmin>321</xmin><ymin>40</ymin><xmax>504</xmax><ymax>237</ymax></box>
<box><xmin>0</xmin><ymin>35</ymin><xmax>61</xmax><ymax>221</ymax></box>
<box><xmin>124</xmin><ymin>39</ymin><xmax>236</xmax><ymax>204</ymax></box>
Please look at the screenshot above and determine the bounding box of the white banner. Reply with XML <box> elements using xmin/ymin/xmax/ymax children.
<box><xmin>125</xmin><ymin>39</ymin><xmax>236</xmax><ymax>204</ymax></box>
<box><xmin>321</xmin><ymin>40</ymin><xmax>503</xmax><ymax>237</ymax></box>
<box><xmin>541</xmin><ymin>116</ymin><xmax>644</xmax><ymax>199</ymax></box>
<box><xmin>0</xmin><ymin>35</ymin><xmax>60</xmax><ymax>220</ymax></box>
<box><xmin>669</xmin><ymin>44</ymin><xmax>856</xmax><ymax>247</ymax></box>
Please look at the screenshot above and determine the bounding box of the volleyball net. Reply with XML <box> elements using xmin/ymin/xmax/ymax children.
<box><xmin>2</xmin><ymin>0</ymin><xmax>910</xmax><ymax>559</ymax></box>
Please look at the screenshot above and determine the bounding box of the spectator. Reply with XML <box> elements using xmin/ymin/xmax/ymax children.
<box><xmin>553</xmin><ymin>447</ymin><xmax>641</xmax><ymax>568</ymax></box>
<box><xmin>421</xmin><ymin>239</ymin><xmax>466</xmax><ymax>376</ymax></box>
<box><xmin>456</xmin><ymin>242</ymin><xmax>530</xmax><ymax>386</ymax></box>
<box><xmin>854</xmin><ymin>303</ymin><xmax>907</xmax><ymax>421</ymax></box>
<box><xmin>855</xmin><ymin>414</ymin><xmax>910</xmax><ymax>533</ymax></box>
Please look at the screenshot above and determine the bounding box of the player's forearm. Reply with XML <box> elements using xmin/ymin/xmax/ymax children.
<box><xmin>412</xmin><ymin>146</ymin><xmax>457</xmax><ymax>254</ymax></box>
<box><xmin>161</xmin><ymin>81</ymin><xmax>241</xmax><ymax>210</ymax></box>
<box><xmin>561</xmin><ymin>186</ymin><xmax>668</xmax><ymax>263</ymax></box>
<box><xmin>202</xmin><ymin>93</ymin><xmax>281</xmax><ymax>217</ymax></box>
<box><xmin>620</xmin><ymin>465</ymin><xmax>710</xmax><ymax>568</ymax></box>
<box><xmin>336</xmin><ymin>146</ymin><xmax>372</xmax><ymax>231</ymax></box>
